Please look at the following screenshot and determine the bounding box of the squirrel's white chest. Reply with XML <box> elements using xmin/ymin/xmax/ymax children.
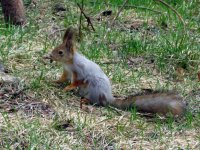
<box><xmin>63</xmin><ymin>64</ymin><xmax>72</xmax><ymax>80</ymax></box>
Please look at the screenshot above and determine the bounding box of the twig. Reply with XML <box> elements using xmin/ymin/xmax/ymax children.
<box><xmin>78</xmin><ymin>0</ymin><xmax>84</xmax><ymax>39</ymax></box>
<box><xmin>154</xmin><ymin>0</ymin><xmax>186</xmax><ymax>48</ymax></box>
<box><xmin>122</xmin><ymin>5</ymin><xmax>164</xmax><ymax>14</ymax></box>
<box><xmin>77</xmin><ymin>3</ymin><xmax>95</xmax><ymax>31</ymax></box>
<box><xmin>167</xmin><ymin>57</ymin><xmax>200</xmax><ymax>63</ymax></box>
<box><xmin>154</xmin><ymin>0</ymin><xmax>185</xmax><ymax>30</ymax></box>
<box><xmin>110</xmin><ymin>0</ymin><xmax>129</xmax><ymax>27</ymax></box>
<box><xmin>97</xmin><ymin>60</ymin><xmax>121</xmax><ymax>65</ymax></box>
<box><xmin>48</xmin><ymin>28</ymin><xmax>66</xmax><ymax>36</ymax></box>
<box><xmin>104</xmin><ymin>0</ymin><xmax>128</xmax><ymax>39</ymax></box>
<box><xmin>108</xmin><ymin>105</ymin><xmax>123</xmax><ymax>115</ymax></box>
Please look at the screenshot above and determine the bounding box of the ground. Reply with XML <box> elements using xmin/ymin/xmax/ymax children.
<box><xmin>0</xmin><ymin>0</ymin><xmax>199</xmax><ymax>149</ymax></box>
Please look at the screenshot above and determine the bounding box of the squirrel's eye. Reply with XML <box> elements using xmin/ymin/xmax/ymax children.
<box><xmin>58</xmin><ymin>50</ymin><xmax>63</xmax><ymax>55</ymax></box>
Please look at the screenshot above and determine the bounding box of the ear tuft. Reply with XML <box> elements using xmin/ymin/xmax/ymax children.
<box><xmin>63</xmin><ymin>26</ymin><xmax>76</xmax><ymax>42</ymax></box>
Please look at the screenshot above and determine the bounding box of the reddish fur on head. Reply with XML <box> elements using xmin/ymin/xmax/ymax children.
<box><xmin>49</xmin><ymin>27</ymin><xmax>76</xmax><ymax>64</ymax></box>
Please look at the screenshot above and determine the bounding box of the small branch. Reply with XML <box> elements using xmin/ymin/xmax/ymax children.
<box><xmin>48</xmin><ymin>28</ymin><xmax>66</xmax><ymax>36</ymax></box>
<box><xmin>104</xmin><ymin>0</ymin><xmax>128</xmax><ymax>39</ymax></box>
<box><xmin>97</xmin><ymin>60</ymin><xmax>121</xmax><ymax>65</ymax></box>
<box><xmin>78</xmin><ymin>0</ymin><xmax>84</xmax><ymax>39</ymax></box>
<box><xmin>154</xmin><ymin>0</ymin><xmax>186</xmax><ymax>47</ymax></box>
<box><xmin>110</xmin><ymin>0</ymin><xmax>129</xmax><ymax>27</ymax></box>
<box><xmin>77</xmin><ymin>3</ymin><xmax>95</xmax><ymax>31</ymax></box>
<box><xmin>108</xmin><ymin>105</ymin><xmax>123</xmax><ymax>115</ymax></box>
<box><xmin>122</xmin><ymin>5</ymin><xmax>164</xmax><ymax>14</ymax></box>
<box><xmin>154</xmin><ymin>0</ymin><xmax>185</xmax><ymax>30</ymax></box>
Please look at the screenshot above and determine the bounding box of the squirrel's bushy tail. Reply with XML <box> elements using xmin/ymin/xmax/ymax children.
<box><xmin>110</xmin><ymin>92</ymin><xmax>186</xmax><ymax>117</ymax></box>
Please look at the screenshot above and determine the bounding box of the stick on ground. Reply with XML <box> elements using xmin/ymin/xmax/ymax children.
<box><xmin>77</xmin><ymin>3</ymin><xmax>95</xmax><ymax>31</ymax></box>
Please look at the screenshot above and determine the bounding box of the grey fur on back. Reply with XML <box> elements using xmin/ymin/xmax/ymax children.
<box><xmin>64</xmin><ymin>52</ymin><xmax>114</xmax><ymax>105</ymax></box>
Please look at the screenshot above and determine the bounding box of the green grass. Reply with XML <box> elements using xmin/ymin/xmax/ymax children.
<box><xmin>0</xmin><ymin>0</ymin><xmax>200</xmax><ymax>149</ymax></box>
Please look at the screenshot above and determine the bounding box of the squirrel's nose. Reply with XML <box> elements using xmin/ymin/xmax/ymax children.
<box><xmin>48</xmin><ymin>53</ymin><xmax>54</xmax><ymax>63</ymax></box>
<box><xmin>43</xmin><ymin>53</ymin><xmax>52</xmax><ymax>60</ymax></box>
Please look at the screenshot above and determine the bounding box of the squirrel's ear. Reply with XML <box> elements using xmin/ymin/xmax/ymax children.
<box><xmin>64</xmin><ymin>27</ymin><xmax>76</xmax><ymax>53</ymax></box>
<box><xmin>63</xmin><ymin>27</ymin><xmax>75</xmax><ymax>42</ymax></box>
<box><xmin>65</xmin><ymin>40</ymin><xmax>74</xmax><ymax>53</ymax></box>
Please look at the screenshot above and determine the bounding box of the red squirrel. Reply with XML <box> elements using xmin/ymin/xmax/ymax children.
<box><xmin>44</xmin><ymin>27</ymin><xmax>186</xmax><ymax>117</ymax></box>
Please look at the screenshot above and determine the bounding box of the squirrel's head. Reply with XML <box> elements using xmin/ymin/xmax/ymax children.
<box><xmin>48</xmin><ymin>27</ymin><xmax>76</xmax><ymax>64</ymax></box>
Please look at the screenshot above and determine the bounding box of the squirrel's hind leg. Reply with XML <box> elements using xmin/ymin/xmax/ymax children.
<box><xmin>80</xmin><ymin>97</ymin><xmax>90</xmax><ymax>109</ymax></box>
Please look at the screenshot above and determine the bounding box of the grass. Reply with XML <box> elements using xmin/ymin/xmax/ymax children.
<box><xmin>0</xmin><ymin>0</ymin><xmax>200</xmax><ymax>149</ymax></box>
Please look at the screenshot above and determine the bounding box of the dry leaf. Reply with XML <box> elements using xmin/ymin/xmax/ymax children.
<box><xmin>198</xmin><ymin>72</ymin><xmax>200</xmax><ymax>81</ymax></box>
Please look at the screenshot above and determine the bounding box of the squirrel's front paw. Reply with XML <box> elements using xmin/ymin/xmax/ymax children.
<box><xmin>53</xmin><ymin>80</ymin><xmax>62</xmax><ymax>84</ymax></box>
<box><xmin>53</xmin><ymin>79</ymin><xmax>70</xmax><ymax>84</ymax></box>
<box><xmin>63</xmin><ymin>86</ymin><xmax>75</xmax><ymax>92</ymax></box>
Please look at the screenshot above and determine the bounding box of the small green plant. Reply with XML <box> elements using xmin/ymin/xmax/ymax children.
<box><xmin>185</xmin><ymin>111</ymin><xmax>194</xmax><ymax>128</ymax></box>
<box><xmin>130</xmin><ymin>106</ymin><xmax>138</xmax><ymax>121</ymax></box>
